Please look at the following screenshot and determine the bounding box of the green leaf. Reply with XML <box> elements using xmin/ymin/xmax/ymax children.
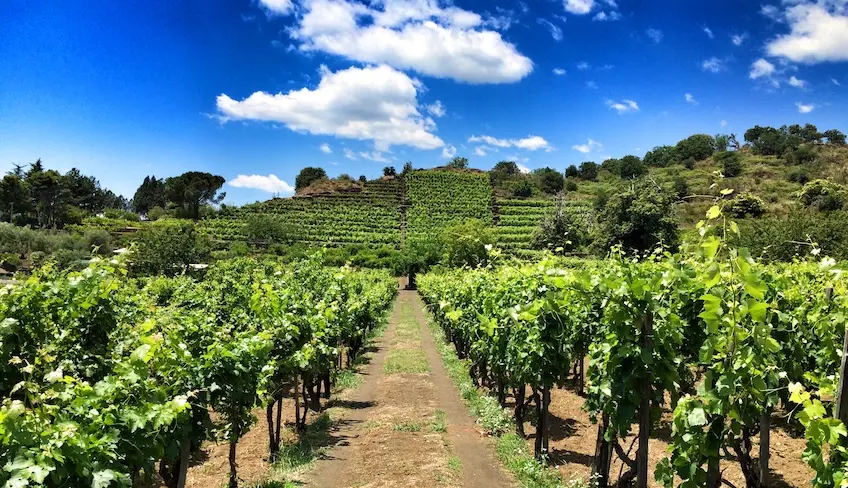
<box><xmin>687</xmin><ymin>407</ymin><xmax>707</xmax><ymax>427</ymax></box>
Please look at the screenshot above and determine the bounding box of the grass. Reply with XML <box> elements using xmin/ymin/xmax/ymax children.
<box><xmin>447</xmin><ymin>456</ymin><xmax>462</xmax><ymax>473</ymax></box>
<box><xmin>383</xmin><ymin>348</ymin><xmax>430</xmax><ymax>373</ymax></box>
<box><xmin>333</xmin><ymin>368</ymin><xmax>363</xmax><ymax>391</ymax></box>
<box><xmin>393</xmin><ymin>421</ymin><xmax>422</xmax><ymax>432</ymax></box>
<box><xmin>273</xmin><ymin>413</ymin><xmax>333</xmax><ymax>472</ymax></box>
<box><xmin>424</xmin><ymin>305</ymin><xmax>570</xmax><ymax>488</ymax></box>
<box><xmin>430</xmin><ymin>409</ymin><xmax>447</xmax><ymax>433</ymax></box>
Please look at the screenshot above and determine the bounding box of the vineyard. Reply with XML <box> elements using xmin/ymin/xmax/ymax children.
<box><xmin>419</xmin><ymin>201</ymin><xmax>848</xmax><ymax>488</ymax></box>
<box><xmin>494</xmin><ymin>198</ymin><xmax>592</xmax><ymax>255</ymax></box>
<box><xmin>0</xmin><ymin>255</ymin><xmax>396</xmax><ymax>487</ymax></box>
<box><xmin>404</xmin><ymin>170</ymin><xmax>494</xmax><ymax>240</ymax></box>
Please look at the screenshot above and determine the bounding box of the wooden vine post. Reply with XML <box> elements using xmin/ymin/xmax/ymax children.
<box><xmin>832</xmin><ymin>287</ymin><xmax>848</xmax><ymax>427</ymax></box>
<box><xmin>636</xmin><ymin>312</ymin><xmax>653</xmax><ymax>488</ymax></box>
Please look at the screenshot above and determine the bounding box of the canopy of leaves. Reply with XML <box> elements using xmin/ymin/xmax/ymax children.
<box><xmin>618</xmin><ymin>155</ymin><xmax>647</xmax><ymax>179</ymax></box>
<box><xmin>164</xmin><ymin>172</ymin><xmax>226</xmax><ymax>220</ymax></box>
<box><xmin>533</xmin><ymin>167</ymin><xmax>564</xmax><ymax>194</ymax></box>
<box><xmin>644</xmin><ymin>145</ymin><xmax>677</xmax><ymax>167</ymax></box>
<box><xmin>295</xmin><ymin>167</ymin><xmax>328</xmax><ymax>191</ymax></box>
<box><xmin>578</xmin><ymin>161</ymin><xmax>598</xmax><ymax>180</ymax></box>
<box><xmin>593</xmin><ymin>179</ymin><xmax>678</xmax><ymax>254</ymax></box>
<box><xmin>798</xmin><ymin>179</ymin><xmax>846</xmax><ymax>211</ymax></box>
<box><xmin>674</xmin><ymin>134</ymin><xmax>715</xmax><ymax>162</ymax></box>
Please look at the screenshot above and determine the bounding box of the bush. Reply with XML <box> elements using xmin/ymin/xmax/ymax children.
<box><xmin>512</xmin><ymin>179</ymin><xmax>533</xmax><ymax>197</ymax></box>
<box><xmin>736</xmin><ymin>211</ymin><xmax>848</xmax><ymax>262</ymax></box>
<box><xmin>531</xmin><ymin>200</ymin><xmax>589</xmax><ymax>253</ymax></box>
<box><xmin>130</xmin><ymin>223</ymin><xmax>212</xmax><ymax>276</ymax></box>
<box><xmin>675</xmin><ymin>134</ymin><xmax>716</xmax><ymax>161</ymax></box>
<box><xmin>103</xmin><ymin>209</ymin><xmax>140</xmax><ymax>221</ymax></box>
<box><xmin>441</xmin><ymin>219</ymin><xmax>495</xmax><ymax>268</ymax></box>
<box><xmin>245</xmin><ymin>215</ymin><xmax>292</xmax><ymax>244</ymax></box>
<box><xmin>593</xmin><ymin>179</ymin><xmax>678</xmax><ymax>254</ymax></box>
<box><xmin>787</xmin><ymin>168</ymin><xmax>810</xmax><ymax>184</ymax></box>
<box><xmin>715</xmin><ymin>151</ymin><xmax>742</xmax><ymax>177</ymax></box>
<box><xmin>683</xmin><ymin>157</ymin><xmax>696</xmax><ymax>170</ymax></box>
<box><xmin>564</xmin><ymin>180</ymin><xmax>578</xmax><ymax>192</ymax></box>
<box><xmin>644</xmin><ymin>145</ymin><xmax>677</xmax><ymax>167</ymax></box>
<box><xmin>564</xmin><ymin>165</ymin><xmax>579</xmax><ymax>179</ymax></box>
<box><xmin>618</xmin><ymin>155</ymin><xmax>647</xmax><ymax>179</ymax></box>
<box><xmin>725</xmin><ymin>193</ymin><xmax>766</xmax><ymax>218</ymax></box>
<box><xmin>798</xmin><ymin>179</ymin><xmax>846</xmax><ymax>211</ymax></box>
<box><xmin>295</xmin><ymin>167</ymin><xmax>328</xmax><ymax>191</ymax></box>
<box><xmin>578</xmin><ymin>161</ymin><xmax>598</xmax><ymax>181</ymax></box>
<box><xmin>672</xmin><ymin>175</ymin><xmax>689</xmax><ymax>199</ymax></box>
<box><xmin>147</xmin><ymin>206</ymin><xmax>167</xmax><ymax>221</ymax></box>
<box><xmin>533</xmin><ymin>168</ymin><xmax>564</xmax><ymax>194</ymax></box>
<box><xmin>83</xmin><ymin>229</ymin><xmax>113</xmax><ymax>255</ymax></box>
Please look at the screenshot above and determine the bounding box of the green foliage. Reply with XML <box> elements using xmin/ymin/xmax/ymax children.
<box><xmin>824</xmin><ymin>129</ymin><xmax>846</xmax><ymax>145</ymax></box>
<box><xmin>715</xmin><ymin>150</ymin><xmax>742</xmax><ymax>177</ymax></box>
<box><xmin>512</xmin><ymin>178</ymin><xmax>533</xmax><ymax>197</ymax></box>
<box><xmin>618</xmin><ymin>155</ymin><xmax>647</xmax><ymax>179</ymax></box>
<box><xmin>578</xmin><ymin>161</ymin><xmax>598</xmax><ymax>180</ymax></box>
<box><xmin>532</xmin><ymin>199</ymin><xmax>589</xmax><ymax>253</ymax></box>
<box><xmin>725</xmin><ymin>192</ymin><xmax>766</xmax><ymax>218</ymax></box>
<box><xmin>737</xmin><ymin>210</ymin><xmax>848</xmax><ymax>261</ymax></box>
<box><xmin>382</xmin><ymin>166</ymin><xmax>397</xmax><ymax>177</ymax></box>
<box><xmin>245</xmin><ymin>215</ymin><xmax>293</xmax><ymax>244</ymax></box>
<box><xmin>132</xmin><ymin>175</ymin><xmax>167</xmax><ymax>215</ymax></box>
<box><xmin>565</xmin><ymin>165</ymin><xmax>579</xmax><ymax>179</ymax></box>
<box><xmin>295</xmin><ymin>167</ymin><xmax>328</xmax><ymax>191</ymax></box>
<box><xmin>593</xmin><ymin>179</ymin><xmax>678</xmax><ymax>254</ymax></box>
<box><xmin>644</xmin><ymin>145</ymin><xmax>677</xmax><ymax>167</ymax></box>
<box><xmin>164</xmin><ymin>172</ymin><xmax>226</xmax><ymax>220</ymax></box>
<box><xmin>788</xmin><ymin>167</ymin><xmax>811</xmax><ymax>184</ymax></box>
<box><xmin>441</xmin><ymin>219</ymin><xmax>495</xmax><ymax>268</ymax></box>
<box><xmin>447</xmin><ymin>157</ymin><xmax>469</xmax><ymax>169</ymax></box>
<box><xmin>533</xmin><ymin>167</ymin><xmax>564</xmax><ymax>194</ymax></box>
<box><xmin>675</xmin><ymin>134</ymin><xmax>715</xmax><ymax>161</ymax></box>
<box><xmin>565</xmin><ymin>180</ymin><xmax>578</xmax><ymax>192</ymax></box>
<box><xmin>799</xmin><ymin>179</ymin><xmax>846</xmax><ymax>211</ymax></box>
<box><xmin>130</xmin><ymin>223</ymin><xmax>212</xmax><ymax>276</ymax></box>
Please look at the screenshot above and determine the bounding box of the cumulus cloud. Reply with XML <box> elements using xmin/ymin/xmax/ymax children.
<box><xmin>216</xmin><ymin>64</ymin><xmax>443</xmax><ymax>152</ymax></box>
<box><xmin>701</xmin><ymin>57</ymin><xmax>727</xmax><ymax>73</ymax></box>
<box><xmin>516</xmin><ymin>162</ymin><xmax>531</xmax><ymax>173</ymax></box>
<box><xmin>259</xmin><ymin>0</ymin><xmax>294</xmax><ymax>15</ymax></box>
<box><xmin>796</xmin><ymin>102</ymin><xmax>815</xmax><ymax>113</ymax></box>
<box><xmin>788</xmin><ymin>76</ymin><xmax>808</xmax><ymax>88</ymax></box>
<box><xmin>468</xmin><ymin>134</ymin><xmax>552</xmax><ymax>151</ymax></box>
<box><xmin>646</xmin><ymin>28</ymin><xmax>663</xmax><ymax>43</ymax></box>
<box><xmin>586</xmin><ymin>81</ymin><xmax>598</xmax><ymax>89</ymax></box>
<box><xmin>537</xmin><ymin>18</ymin><xmax>564</xmax><ymax>41</ymax></box>
<box><xmin>606</xmin><ymin>99</ymin><xmax>639</xmax><ymax>114</ymax></box>
<box><xmin>564</xmin><ymin>0</ymin><xmax>594</xmax><ymax>15</ymax></box>
<box><xmin>426</xmin><ymin>100</ymin><xmax>446</xmax><ymax>117</ymax></box>
<box><xmin>474</xmin><ymin>146</ymin><xmax>489</xmax><ymax>156</ymax></box>
<box><xmin>441</xmin><ymin>144</ymin><xmax>457</xmax><ymax>158</ymax></box>
<box><xmin>685</xmin><ymin>93</ymin><xmax>698</xmax><ymax>105</ymax></box>
<box><xmin>343</xmin><ymin>148</ymin><xmax>358</xmax><ymax>160</ymax></box>
<box><xmin>228</xmin><ymin>174</ymin><xmax>295</xmax><ymax>194</ymax></box>
<box><xmin>703</xmin><ymin>25</ymin><xmax>714</xmax><ymax>38</ymax></box>
<box><xmin>359</xmin><ymin>151</ymin><xmax>392</xmax><ymax>162</ymax></box>
<box><xmin>766</xmin><ymin>1</ymin><xmax>848</xmax><ymax>63</ymax></box>
<box><xmin>577</xmin><ymin>61</ymin><xmax>590</xmax><ymax>70</ymax></box>
<box><xmin>572</xmin><ymin>138</ymin><xmax>603</xmax><ymax>153</ymax></box>
<box><xmin>320</xmin><ymin>143</ymin><xmax>332</xmax><ymax>153</ymax></box>
<box><xmin>553</xmin><ymin>68</ymin><xmax>567</xmax><ymax>75</ymax></box>
<box><xmin>749</xmin><ymin>58</ymin><xmax>776</xmax><ymax>79</ymax></box>
<box><xmin>593</xmin><ymin>10</ymin><xmax>621</xmax><ymax>21</ymax></box>
<box><xmin>290</xmin><ymin>0</ymin><xmax>534</xmax><ymax>84</ymax></box>
<box><xmin>761</xmin><ymin>4</ymin><xmax>782</xmax><ymax>21</ymax></box>
<box><xmin>731</xmin><ymin>33</ymin><xmax>748</xmax><ymax>46</ymax></box>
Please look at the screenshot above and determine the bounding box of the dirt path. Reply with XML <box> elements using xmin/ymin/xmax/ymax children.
<box><xmin>307</xmin><ymin>289</ymin><xmax>513</xmax><ymax>488</ymax></box>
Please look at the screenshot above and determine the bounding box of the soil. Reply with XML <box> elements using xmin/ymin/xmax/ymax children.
<box><xmin>306</xmin><ymin>289</ymin><xmax>513</xmax><ymax>488</ymax></box>
<box><xmin>518</xmin><ymin>358</ymin><xmax>814</xmax><ymax>487</ymax></box>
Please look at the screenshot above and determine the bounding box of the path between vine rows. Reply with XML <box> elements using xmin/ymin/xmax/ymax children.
<box><xmin>306</xmin><ymin>289</ymin><xmax>513</xmax><ymax>488</ymax></box>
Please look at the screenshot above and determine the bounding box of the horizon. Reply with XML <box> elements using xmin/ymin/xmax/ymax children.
<box><xmin>2</xmin><ymin>0</ymin><xmax>847</xmax><ymax>205</ymax></box>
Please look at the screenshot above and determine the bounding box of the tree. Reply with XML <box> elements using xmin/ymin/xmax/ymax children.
<box><xmin>744</xmin><ymin>125</ymin><xmax>785</xmax><ymax>155</ymax></box>
<box><xmin>601</xmin><ymin>158</ymin><xmax>621</xmax><ymax>176</ymax></box>
<box><xmin>714</xmin><ymin>134</ymin><xmax>730</xmax><ymax>152</ymax></box>
<box><xmin>446</xmin><ymin>157</ymin><xmax>469</xmax><ymax>169</ymax></box>
<box><xmin>492</xmin><ymin>161</ymin><xmax>519</xmax><ymax>176</ymax></box>
<box><xmin>382</xmin><ymin>166</ymin><xmax>397</xmax><ymax>177</ymax></box>
<box><xmin>164</xmin><ymin>172</ymin><xmax>226</xmax><ymax>220</ymax></box>
<box><xmin>358</xmin><ymin>175</ymin><xmax>367</xmax><ymax>183</ymax></box>
<box><xmin>565</xmin><ymin>165</ymin><xmax>579</xmax><ymax>179</ymax></box>
<box><xmin>578</xmin><ymin>161</ymin><xmax>598</xmax><ymax>180</ymax></box>
<box><xmin>295</xmin><ymin>167</ymin><xmax>327</xmax><ymax>191</ymax></box>
<box><xmin>618</xmin><ymin>155</ymin><xmax>647</xmax><ymax>179</ymax></box>
<box><xmin>715</xmin><ymin>151</ymin><xmax>742</xmax><ymax>177</ymax></box>
<box><xmin>798</xmin><ymin>179</ymin><xmax>846</xmax><ymax>211</ymax></box>
<box><xmin>675</xmin><ymin>134</ymin><xmax>716</xmax><ymax>161</ymax></box>
<box><xmin>725</xmin><ymin>193</ymin><xmax>766</xmax><ymax>218</ymax></box>
<box><xmin>513</xmin><ymin>178</ymin><xmax>533</xmax><ymax>197</ymax></box>
<box><xmin>26</xmin><ymin>167</ymin><xmax>65</xmax><ymax>228</ymax></box>
<box><xmin>533</xmin><ymin>167</ymin><xmax>564</xmax><ymax>194</ymax></box>
<box><xmin>132</xmin><ymin>176</ymin><xmax>167</xmax><ymax>215</ymax></box>
<box><xmin>594</xmin><ymin>179</ymin><xmax>678</xmax><ymax>254</ymax></box>
<box><xmin>0</xmin><ymin>174</ymin><xmax>27</xmax><ymax>223</ymax></box>
<box><xmin>130</xmin><ymin>223</ymin><xmax>212</xmax><ymax>276</ymax></box>
<box><xmin>441</xmin><ymin>219</ymin><xmax>495</xmax><ymax>268</ymax></box>
<box><xmin>532</xmin><ymin>198</ymin><xmax>589</xmax><ymax>253</ymax></box>
<box><xmin>643</xmin><ymin>146</ymin><xmax>676</xmax><ymax>167</ymax></box>
<box><xmin>401</xmin><ymin>161</ymin><xmax>414</xmax><ymax>176</ymax></box>
<box><xmin>824</xmin><ymin>129</ymin><xmax>847</xmax><ymax>145</ymax></box>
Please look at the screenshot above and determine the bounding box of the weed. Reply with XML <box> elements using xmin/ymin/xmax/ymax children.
<box><xmin>447</xmin><ymin>456</ymin><xmax>462</xmax><ymax>473</ymax></box>
<box><xmin>430</xmin><ymin>409</ymin><xmax>447</xmax><ymax>433</ymax></box>
<box><xmin>393</xmin><ymin>421</ymin><xmax>422</xmax><ymax>432</ymax></box>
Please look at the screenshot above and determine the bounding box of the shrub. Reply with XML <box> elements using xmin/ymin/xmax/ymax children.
<box><xmin>565</xmin><ymin>180</ymin><xmax>578</xmax><ymax>192</ymax></box>
<box><xmin>531</xmin><ymin>200</ymin><xmax>589</xmax><ymax>253</ymax></box>
<box><xmin>715</xmin><ymin>151</ymin><xmax>742</xmax><ymax>177</ymax></box>
<box><xmin>798</xmin><ymin>179</ymin><xmax>846</xmax><ymax>211</ymax></box>
<box><xmin>564</xmin><ymin>165</ymin><xmax>579</xmax><ymax>179</ymax></box>
<box><xmin>147</xmin><ymin>205</ymin><xmax>167</xmax><ymax>221</ymax></box>
<box><xmin>644</xmin><ymin>145</ymin><xmax>677</xmax><ymax>167</ymax></box>
<box><xmin>83</xmin><ymin>229</ymin><xmax>113</xmax><ymax>255</ymax></box>
<box><xmin>725</xmin><ymin>193</ymin><xmax>766</xmax><ymax>218</ymax></box>
<box><xmin>683</xmin><ymin>157</ymin><xmax>696</xmax><ymax>170</ymax></box>
<box><xmin>593</xmin><ymin>179</ymin><xmax>678</xmax><ymax>254</ymax></box>
<box><xmin>441</xmin><ymin>219</ymin><xmax>495</xmax><ymax>268</ymax></box>
<box><xmin>787</xmin><ymin>168</ymin><xmax>810</xmax><ymax>184</ymax></box>
<box><xmin>512</xmin><ymin>179</ymin><xmax>533</xmax><ymax>197</ymax></box>
<box><xmin>675</xmin><ymin>134</ymin><xmax>716</xmax><ymax>161</ymax></box>
<box><xmin>533</xmin><ymin>168</ymin><xmax>564</xmax><ymax>194</ymax></box>
<box><xmin>295</xmin><ymin>167</ymin><xmax>328</xmax><ymax>191</ymax></box>
<box><xmin>245</xmin><ymin>215</ymin><xmax>293</xmax><ymax>244</ymax></box>
<box><xmin>130</xmin><ymin>223</ymin><xmax>212</xmax><ymax>276</ymax></box>
<box><xmin>578</xmin><ymin>161</ymin><xmax>598</xmax><ymax>181</ymax></box>
<box><xmin>672</xmin><ymin>175</ymin><xmax>689</xmax><ymax>199</ymax></box>
<box><xmin>736</xmin><ymin>210</ymin><xmax>848</xmax><ymax>262</ymax></box>
<box><xmin>103</xmin><ymin>209</ymin><xmax>140</xmax><ymax>221</ymax></box>
<box><xmin>618</xmin><ymin>155</ymin><xmax>647</xmax><ymax>179</ymax></box>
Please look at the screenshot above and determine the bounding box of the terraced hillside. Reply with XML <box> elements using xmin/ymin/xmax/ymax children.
<box><xmin>404</xmin><ymin>170</ymin><xmax>493</xmax><ymax>240</ymax></box>
<box><xmin>495</xmin><ymin>198</ymin><xmax>592</xmax><ymax>253</ymax></box>
<box><xmin>200</xmin><ymin>179</ymin><xmax>404</xmax><ymax>246</ymax></box>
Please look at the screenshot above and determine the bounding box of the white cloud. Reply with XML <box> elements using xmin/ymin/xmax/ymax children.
<box><xmin>721</xmin><ymin>120</ymin><xmax>728</xmax><ymax>127</ymax></box>
<box><xmin>834</xmin><ymin>78</ymin><xmax>842</xmax><ymax>86</ymax></box>
<box><xmin>701</xmin><ymin>57</ymin><xmax>727</xmax><ymax>73</ymax></box>
<box><xmin>796</xmin><ymin>102</ymin><xmax>815</xmax><ymax>113</ymax></box>
<box><xmin>761</xmin><ymin>4</ymin><xmax>782</xmax><ymax>21</ymax></box>
<box><xmin>259</xmin><ymin>0</ymin><xmax>294</xmax><ymax>15</ymax></box>
<box><xmin>572</xmin><ymin>138</ymin><xmax>603</xmax><ymax>153</ymax></box>
<box><xmin>749</xmin><ymin>58</ymin><xmax>776</xmax><ymax>79</ymax></box>
<box><xmin>344</xmin><ymin>148</ymin><xmax>358</xmax><ymax>160</ymax></box>
<box><xmin>320</xmin><ymin>143</ymin><xmax>332</xmax><ymax>153</ymax></box>
<box><xmin>586</xmin><ymin>80</ymin><xmax>598</xmax><ymax>89</ymax></box>
<box><xmin>441</xmin><ymin>144</ymin><xmax>457</xmax><ymax>158</ymax></box>
<box><xmin>577</xmin><ymin>61</ymin><xmax>590</xmax><ymax>70</ymax></box>
<box><xmin>290</xmin><ymin>0</ymin><xmax>534</xmax><ymax>84</ymax></box>
<box><xmin>593</xmin><ymin>10</ymin><xmax>621</xmax><ymax>21</ymax></box>
<box><xmin>606</xmin><ymin>99</ymin><xmax>639</xmax><ymax>114</ymax></box>
<box><xmin>359</xmin><ymin>150</ymin><xmax>392</xmax><ymax>162</ymax></box>
<box><xmin>646</xmin><ymin>28</ymin><xmax>663</xmax><ymax>43</ymax></box>
<box><xmin>788</xmin><ymin>76</ymin><xmax>808</xmax><ymax>88</ymax></box>
<box><xmin>228</xmin><ymin>174</ymin><xmax>295</xmax><ymax>194</ymax></box>
<box><xmin>474</xmin><ymin>146</ymin><xmax>489</xmax><ymax>156</ymax></box>
<box><xmin>766</xmin><ymin>1</ymin><xmax>848</xmax><ymax>63</ymax></box>
<box><xmin>731</xmin><ymin>33</ymin><xmax>747</xmax><ymax>46</ymax></box>
<box><xmin>553</xmin><ymin>68</ymin><xmax>567</xmax><ymax>75</ymax></box>
<box><xmin>703</xmin><ymin>25</ymin><xmax>714</xmax><ymax>39</ymax></box>
<box><xmin>426</xmin><ymin>100</ymin><xmax>446</xmax><ymax>117</ymax></box>
<box><xmin>216</xmin><ymin>65</ymin><xmax>443</xmax><ymax>152</ymax></box>
<box><xmin>537</xmin><ymin>18</ymin><xmax>564</xmax><ymax>41</ymax></box>
<box><xmin>516</xmin><ymin>162</ymin><xmax>531</xmax><ymax>173</ymax></box>
<box><xmin>468</xmin><ymin>134</ymin><xmax>552</xmax><ymax>151</ymax></box>
<box><xmin>564</xmin><ymin>0</ymin><xmax>594</xmax><ymax>15</ymax></box>
<box><xmin>685</xmin><ymin>93</ymin><xmax>698</xmax><ymax>105</ymax></box>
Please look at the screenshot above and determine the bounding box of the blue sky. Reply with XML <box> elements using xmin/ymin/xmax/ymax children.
<box><xmin>1</xmin><ymin>0</ymin><xmax>847</xmax><ymax>204</ymax></box>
